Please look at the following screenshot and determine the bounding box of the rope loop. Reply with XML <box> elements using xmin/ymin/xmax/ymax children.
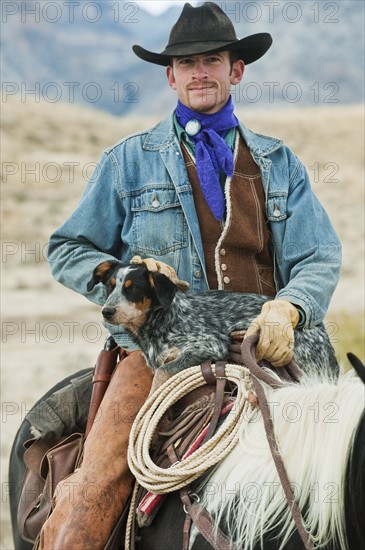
<box><xmin>127</xmin><ymin>363</ymin><xmax>256</xmax><ymax>494</ymax></box>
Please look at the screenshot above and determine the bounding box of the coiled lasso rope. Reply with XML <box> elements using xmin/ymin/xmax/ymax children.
<box><xmin>125</xmin><ymin>363</ymin><xmax>257</xmax><ymax>549</ymax></box>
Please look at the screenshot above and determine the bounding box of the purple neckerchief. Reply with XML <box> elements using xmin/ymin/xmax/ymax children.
<box><xmin>176</xmin><ymin>97</ymin><xmax>239</xmax><ymax>221</ymax></box>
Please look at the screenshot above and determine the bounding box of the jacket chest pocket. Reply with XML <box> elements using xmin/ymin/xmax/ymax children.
<box><xmin>131</xmin><ymin>188</ymin><xmax>188</xmax><ymax>255</ymax></box>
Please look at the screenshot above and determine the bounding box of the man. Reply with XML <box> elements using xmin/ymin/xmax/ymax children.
<box><xmin>48</xmin><ymin>2</ymin><xmax>341</xmax><ymax>365</ymax></box>
<box><xmin>42</xmin><ymin>2</ymin><xmax>341</xmax><ymax>547</ymax></box>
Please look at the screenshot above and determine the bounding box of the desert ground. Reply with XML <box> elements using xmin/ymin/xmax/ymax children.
<box><xmin>1</xmin><ymin>96</ymin><xmax>364</xmax><ymax>548</ymax></box>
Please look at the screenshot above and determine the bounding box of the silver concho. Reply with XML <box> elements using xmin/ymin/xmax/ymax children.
<box><xmin>185</xmin><ymin>119</ymin><xmax>201</xmax><ymax>136</ymax></box>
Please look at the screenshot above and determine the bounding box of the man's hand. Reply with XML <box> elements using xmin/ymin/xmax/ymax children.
<box><xmin>130</xmin><ymin>255</ymin><xmax>190</xmax><ymax>292</ymax></box>
<box><xmin>245</xmin><ymin>300</ymin><xmax>300</xmax><ymax>367</ymax></box>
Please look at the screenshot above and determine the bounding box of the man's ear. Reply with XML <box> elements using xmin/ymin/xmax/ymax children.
<box><xmin>149</xmin><ymin>271</ymin><xmax>179</xmax><ymax>308</ymax></box>
<box><xmin>166</xmin><ymin>65</ymin><xmax>177</xmax><ymax>90</ymax></box>
<box><xmin>87</xmin><ymin>261</ymin><xmax>121</xmax><ymax>292</ymax></box>
<box><xmin>230</xmin><ymin>59</ymin><xmax>245</xmax><ymax>85</ymax></box>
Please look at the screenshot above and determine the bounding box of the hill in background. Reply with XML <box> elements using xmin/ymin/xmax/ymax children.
<box><xmin>2</xmin><ymin>0</ymin><xmax>364</xmax><ymax>115</ymax></box>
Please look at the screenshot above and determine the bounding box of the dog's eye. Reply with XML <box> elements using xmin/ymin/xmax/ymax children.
<box><xmin>124</xmin><ymin>279</ymin><xmax>133</xmax><ymax>291</ymax></box>
<box><xmin>104</xmin><ymin>277</ymin><xmax>116</xmax><ymax>296</ymax></box>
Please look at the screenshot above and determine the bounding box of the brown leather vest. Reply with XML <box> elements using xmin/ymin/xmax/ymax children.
<box><xmin>182</xmin><ymin>135</ymin><xmax>276</xmax><ymax>296</ymax></box>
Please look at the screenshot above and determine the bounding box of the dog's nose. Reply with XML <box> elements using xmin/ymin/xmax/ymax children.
<box><xmin>102</xmin><ymin>306</ymin><xmax>116</xmax><ymax>319</ymax></box>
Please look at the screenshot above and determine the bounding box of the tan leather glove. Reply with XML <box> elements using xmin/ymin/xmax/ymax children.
<box><xmin>130</xmin><ymin>255</ymin><xmax>190</xmax><ymax>292</ymax></box>
<box><xmin>245</xmin><ymin>299</ymin><xmax>300</xmax><ymax>367</ymax></box>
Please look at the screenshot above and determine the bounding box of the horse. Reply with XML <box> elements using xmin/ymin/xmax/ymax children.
<box><xmin>8</xmin><ymin>354</ymin><xmax>365</xmax><ymax>550</ymax></box>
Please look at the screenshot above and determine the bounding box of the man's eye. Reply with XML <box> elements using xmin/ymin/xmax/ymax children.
<box><xmin>179</xmin><ymin>58</ymin><xmax>193</xmax><ymax>65</ymax></box>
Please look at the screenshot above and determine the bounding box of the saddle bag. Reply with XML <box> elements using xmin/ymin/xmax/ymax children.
<box><xmin>16</xmin><ymin>337</ymin><xmax>121</xmax><ymax>546</ymax></box>
<box><xmin>18</xmin><ymin>432</ymin><xmax>85</xmax><ymax>543</ymax></box>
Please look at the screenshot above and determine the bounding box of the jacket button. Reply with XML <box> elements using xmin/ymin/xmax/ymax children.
<box><xmin>194</xmin><ymin>270</ymin><xmax>202</xmax><ymax>278</ymax></box>
<box><xmin>220</xmin><ymin>249</ymin><xmax>226</xmax><ymax>256</ymax></box>
<box><xmin>223</xmin><ymin>276</ymin><xmax>230</xmax><ymax>284</ymax></box>
<box><xmin>221</xmin><ymin>264</ymin><xmax>227</xmax><ymax>271</ymax></box>
<box><xmin>152</xmin><ymin>195</ymin><xmax>160</xmax><ymax>208</ymax></box>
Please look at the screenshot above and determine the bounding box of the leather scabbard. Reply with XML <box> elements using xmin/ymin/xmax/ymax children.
<box><xmin>85</xmin><ymin>337</ymin><xmax>122</xmax><ymax>437</ymax></box>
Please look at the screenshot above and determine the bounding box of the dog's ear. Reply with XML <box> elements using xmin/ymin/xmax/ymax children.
<box><xmin>87</xmin><ymin>261</ymin><xmax>121</xmax><ymax>292</ymax></box>
<box><xmin>148</xmin><ymin>272</ymin><xmax>178</xmax><ymax>308</ymax></box>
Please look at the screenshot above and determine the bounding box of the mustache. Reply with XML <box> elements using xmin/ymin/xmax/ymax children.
<box><xmin>187</xmin><ymin>85</ymin><xmax>218</xmax><ymax>94</ymax></box>
<box><xmin>187</xmin><ymin>82</ymin><xmax>217</xmax><ymax>90</ymax></box>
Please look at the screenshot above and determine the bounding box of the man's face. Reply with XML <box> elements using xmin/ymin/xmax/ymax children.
<box><xmin>166</xmin><ymin>51</ymin><xmax>244</xmax><ymax>114</ymax></box>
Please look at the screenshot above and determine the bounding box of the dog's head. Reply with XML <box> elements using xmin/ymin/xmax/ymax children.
<box><xmin>87</xmin><ymin>260</ymin><xmax>179</xmax><ymax>335</ymax></box>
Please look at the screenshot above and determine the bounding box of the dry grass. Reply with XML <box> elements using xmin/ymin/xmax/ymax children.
<box><xmin>327</xmin><ymin>311</ymin><xmax>365</xmax><ymax>364</ymax></box>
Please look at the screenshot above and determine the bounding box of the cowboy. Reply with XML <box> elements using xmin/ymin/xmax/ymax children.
<box><xmin>42</xmin><ymin>2</ymin><xmax>341</xmax><ymax>547</ymax></box>
<box><xmin>48</xmin><ymin>1</ymin><xmax>341</xmax><ymax>367</ymax></box>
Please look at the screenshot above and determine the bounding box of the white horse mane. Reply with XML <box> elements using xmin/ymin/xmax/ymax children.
<box><xmin>193</xmin><ymin>367</ymin><xmax>364</xmax><ymax>550</ymax></box>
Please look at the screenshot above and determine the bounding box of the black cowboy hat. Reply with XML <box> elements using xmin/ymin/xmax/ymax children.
<box><xmin>133</xmin><ymin>2</ymin><xmax>272</xmax><ymax>66</ymax></box>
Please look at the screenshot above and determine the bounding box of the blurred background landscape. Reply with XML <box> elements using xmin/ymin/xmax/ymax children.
<box><xmin>2</xmin><ymin>0</ymin><xmax>364</xmax><ymax>115</ymax></box>
<box><xmin>1</xmin><ymin>1</ymin><xmax>364</xmax><ymax>547</ymax></box>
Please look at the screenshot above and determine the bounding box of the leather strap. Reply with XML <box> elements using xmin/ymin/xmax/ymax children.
<box><xmin>201</xmin><ymin>362</ymin><xmax>227</xmax><ymax>445</ymax></box>
<box><xmin>240</xmin><ymin>335</ymin><xmax>313</xmax><ymax>550</ymax></box>
<box><xmin>182</xmin><ymin>512</ymin><xmax>192</xmax><ymax>550</ymax></box>
<box><xmin>85</xmin><ymin>336</ymin><xmax>122</xmax><ymax>437</ymax></box>
<box><xmin>185</xmin><ymin>499</ymin><xmax>237</xmax><ymax>550</ymax></box>
<box><xmin>160</xmin><ymin>405</ymin><xmax>213</xmax><ymax>455</ymax></box>
<box><xmin>166</xmin><ymin>445</ymin><xmax>235</xmax><ymax>550</ymax></box>
<box><xmin>201</xmin><ymin>360</ymin><xmax>216</xmax><ymax>385</ymax></box>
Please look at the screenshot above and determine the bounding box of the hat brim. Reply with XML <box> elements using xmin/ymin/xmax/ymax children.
<box><xmin>133</xmin><ymin>33</ymin><xmax>272</xmax><ymax>66</ymax></box>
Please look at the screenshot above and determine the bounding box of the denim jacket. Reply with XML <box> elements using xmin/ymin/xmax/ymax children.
<box><xmin>48</xmin><ymin>113</ymin><xmax>341</xmax><ymax>349</ymax></box>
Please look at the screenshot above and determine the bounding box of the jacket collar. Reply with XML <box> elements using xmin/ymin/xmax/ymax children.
<box><xmin>238</xmin><ymin>122</ymin><xmax>283</xmax><ymax>156</ymax></box>
<box><xmin>143</xmin><ymin>112</ymin><xmax>283</xmax><ymax>156</ymax></box>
